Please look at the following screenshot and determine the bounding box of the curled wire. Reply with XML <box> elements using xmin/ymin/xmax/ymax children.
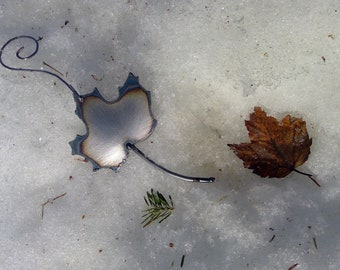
<box><xmin>0</xmin><ymin>35</ymin><xmax>215</xmax><ymax>183</ymax></box>
<box><xmin>0</xmin><ymin>35</ymin><xmax>79</xmax><ymax>98</ymax></box>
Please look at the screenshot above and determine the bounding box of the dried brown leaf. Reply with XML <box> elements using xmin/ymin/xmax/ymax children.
<box><xmin>228</xmin><ymin>107</ymin><xmax>320</xmax><ymax>187</ymax></box>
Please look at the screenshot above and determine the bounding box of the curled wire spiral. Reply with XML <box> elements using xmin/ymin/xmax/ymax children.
<box><xmin>0</xmin><ymin>35</ymin><xmax>215</xmax><ymax>183</ymax></box>
<box><xmin>0</xmin><ymin>35</ymin><xmax>79</xmax><ymax>98</ymax></box>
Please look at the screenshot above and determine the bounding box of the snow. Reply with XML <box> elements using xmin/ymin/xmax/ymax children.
<box><xmin>0</xmin><ymin>0</ymin><xmax>339</xmax><ymax>269</ymax></box>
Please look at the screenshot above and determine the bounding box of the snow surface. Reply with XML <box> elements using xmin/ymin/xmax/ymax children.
<box><xmin>0</xmin><ymin>0</ymin><xmax>339</xmax><ymax>269</ymax></box>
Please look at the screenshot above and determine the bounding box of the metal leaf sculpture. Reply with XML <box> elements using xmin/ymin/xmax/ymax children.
<box><xmin>0</xmin><ymin>35</ymin><xmax>214</xmax><ymax>183</ymax></box>
<box><xmin>69</xmin><ymin>74</ymin><xmax>157</xmax><ymax>170</ymax></box>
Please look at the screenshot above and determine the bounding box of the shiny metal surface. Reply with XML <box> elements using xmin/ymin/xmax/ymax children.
<box><xmin>82</xmin><ymin>89</ymin><xmax>155</xmax><ymax>167</ymax></box>
<box><xmin>70</xmin><ymin>73</ymin><xmax>157</xmax><ymax>170</ymax></box>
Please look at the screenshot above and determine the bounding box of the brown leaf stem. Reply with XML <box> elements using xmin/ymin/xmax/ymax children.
<box><xmin>293</xmin><ymin>169</ymin><xmax>321</xmax><ymax>187</ymax></box>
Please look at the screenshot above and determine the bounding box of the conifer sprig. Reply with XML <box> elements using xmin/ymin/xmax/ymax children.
<box><xmin>142</xmin><ymin>189</ymin><xmax>174</xmax><ymax>227</ymax></box>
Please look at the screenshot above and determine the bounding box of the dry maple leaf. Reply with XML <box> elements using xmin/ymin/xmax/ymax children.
<box><xmin>228</xmin><ymin>107</ymin><xmax>320</xmax><ymax>187</ymax></box>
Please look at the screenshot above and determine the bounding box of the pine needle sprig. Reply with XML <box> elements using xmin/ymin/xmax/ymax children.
<box><xmin>141</xmin><ymin>189</ymin><xmax>174</xmax><ymax>227</ymax></box>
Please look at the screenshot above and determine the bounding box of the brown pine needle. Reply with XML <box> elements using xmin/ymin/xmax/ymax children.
<box><xmin>288</xmin><ymin>263</ymin><xmax>298</xmax><ymax>270</ymax></box>
<box><xmin>41</xmin><ymin>192</ymin><xmax>67</xmax><ymax>219</ymax></box>
<box><xmin>42</xmin><ymin>61</ymin><xmax>64</xmax><ymax>77</ymax></box>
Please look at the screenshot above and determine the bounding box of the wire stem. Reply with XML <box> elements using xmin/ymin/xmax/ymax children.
<box><xmin>0</xmin><ymin>35</ymin><xmax>80</xmax><ymax>99</ymax></box>
<box><xmin>127</xmin><ymin>143</ymin><xmax>215</xmax><ymax>183</ymax></box>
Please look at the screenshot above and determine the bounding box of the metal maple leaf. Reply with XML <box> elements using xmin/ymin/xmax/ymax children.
<box><xmin>69</xmin><ymin>73</ymin><xmax>157</xmax><ymax>170</ymax></box>
<box><xmin>0</xmin><ymin>35</ymin><xmax>214</xmax><ymax>183</ymax></box>
<box><xmin>228</xmin><ymin>107</ymin><xmax>320</xmax><ymax>187</ymax></box>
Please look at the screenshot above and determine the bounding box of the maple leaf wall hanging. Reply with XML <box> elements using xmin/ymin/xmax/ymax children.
<box><xmin>228</xmin><ymin>107</ymin><xmax>320</xmax><ymax>187</ymax></box>
<box><xmin>0</xmin><ymin>35</ymin><xmax>215</xmax><ymax>183</ymax></box>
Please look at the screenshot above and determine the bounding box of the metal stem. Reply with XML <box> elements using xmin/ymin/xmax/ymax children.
<box><xmin>127</xmin><ymin>143</ymin><xmax>215</xmax><ymax>183</ymax></box>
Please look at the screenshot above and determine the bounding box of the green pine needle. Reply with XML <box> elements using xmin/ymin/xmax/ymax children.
<box><xmin>141</xmin><ymin>189</ymin><xmax>174</xmax><ymax>228</ymax></box>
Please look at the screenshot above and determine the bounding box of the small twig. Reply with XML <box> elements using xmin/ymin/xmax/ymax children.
<box><xmin>75</xmin><ymin>157</ymin><xmax>88</xmax><ymax>162</ymax></box>
<box><xmin>41</xmin><ymin>192</ymin><xmax>67</xmax><ymax>219</ymax></box>
<box><xmin>213</xmin><ymin>195</ymin><xmax>228</xmax><ymax>204</ymax></box>
<box><xmin>288</xmin><ymin>263</ymin><xmax>298</xmax><ymax>270</ymax></box>
<box><xmin>91</xmin><ymin>74</ymin><xmax>103</xmax><ymax>81</ymax></box>
<box><xmin>42</xmin><ymin>61</ymin><xmax>64</xmax><ymax>77</ymax></box>
<box><xmin>313</xmin><ymin>237</ymin><xmax>318</xmax><ymax>249</ymax></box>
<box><xmin>269</xmin><ymin>234</ymin><xmax>276</xmax><ymax>243</ymax></box>
<box><xmin>293</xmin><ymin>169</ymin><xmax>321</xmax><ymax>187</ymax></box>
<box><xmin>180</xmin><ymin>255</ymin><xmax>185</xmax><ymax>268</ymax></box>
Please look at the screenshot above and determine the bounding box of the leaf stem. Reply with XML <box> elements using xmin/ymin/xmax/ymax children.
<box><xmin>127</xmin><ymin>143</ymin><xmax>215</xmax><ymax>183</ymax></box>
<box><xmin>293</xmin><ymin>169</ymin><xmax>321</xmax><ymax>187</ymax></box>
<box><xmin>0</xmin><ymin>36</ymin><xmax>80</xmax><ymax>98</ymax></box>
